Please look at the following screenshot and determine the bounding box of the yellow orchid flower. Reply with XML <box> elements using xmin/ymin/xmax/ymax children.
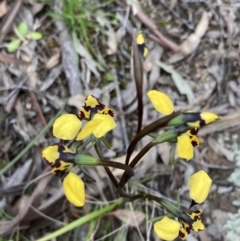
<box><xmin>154</xmin><ymin>216</ymin><xmax>180</xmax><ymax>241</ymax></box>
<box><xmin>189</xmin><ymin>170</ymin><xmax>212</xmax><ymax>203</ymax></box>
<box><xmin>52</xmin><ymin>95</ymin><xmax>117</xmax><ymax>141</ymax></box>
<box><xmin>179</xmin><ymin>210</ymin><xmax>204</xmax><ymax>240</ymax></box>
<box><xmin>177</xmin><ymin>134</ymin><xmax>194</xmax><ymax>161</ymax></box>
<box><xmin>136</xmin><ymin>31</ymin><xmax>148</xmax><ymax>58</ymax></box>
<box><xmin>177</xmin><ymin>129</ymin><xmax>199</xmax><ymax>161</ymax></box>
<box><xmin>63</xmin><ymin>172</ymin><xmax>85</xmax><ymax>207</ymax></box>
<box><xmin>53</xmin><ymin>114</ymin><xmax>82</xmax><ymax>140</ymax></box>
<box><xmin>42</xmin><ymin>144</ymin><xmax>86</xmax><ymax>206</ymax></box>
<box><xmin>42</xmin><ymin>143</ymin><xmax>75</xmax><ymax>174</ymax></box>
<box><xmin>185</xmin><ymin>112</ymin><xmax>220</xmax><ymax>128</ymax></box>
<box><xmin>147</xmin><ymin>90</ymin><xmax>174</xmax><ymax>115</ymax></box>
<box><xmin>154</xmin><ymin>210</ymin><xmax>205</xmax><ymax>241</ymax></box>
<box><xmin>76</xmin><ymin>113</ymin><xmax>117</xmax><ymax>140</ymax></box>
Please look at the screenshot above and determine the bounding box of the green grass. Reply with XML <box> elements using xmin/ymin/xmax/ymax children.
<box><xmin>50</xmin><ymin>0</ymin><xmax>115</xmax><ymax>60</ymax></box>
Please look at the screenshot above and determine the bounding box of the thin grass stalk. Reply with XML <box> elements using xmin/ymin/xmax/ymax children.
<box><xmin>36</xmin><ymin>199</ymin><xmax>124</xmax><ymax>241</ymax></box>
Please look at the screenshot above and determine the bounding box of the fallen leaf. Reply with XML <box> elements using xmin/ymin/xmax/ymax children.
<box><xmin>183</xmin><ymin>11</ymin><xmax>212</xmax><ymax>53</ymax></box>
<box><xmin>0</xmin><ymin>52</ymin><xmax>26</xmax><ymax>64</ymax></box>
<box><xmin>168</xmin><ymin>12</ymin><xmax>212</xmax><ymax>63</ymax></box>
<box><xmin>75</xmin><ymin>40</ymin><xmax>100</xmax><ymax>78</ymax></box>
<box><xmin>208</xmin><ymin>137</ymin><xmax>235</xmax><ymax>162</ymax></box>
<box><xmin>157</xmin><ymin>142</ymin><xmax>171</xmax><ymax>166</ymax></box>
<box><xmin>68</xmin><ymin>94</ymin><xmax>85</xmax><ymax>110</ymax></box>
<box><xmin>40</xmin><ymin>65</ymin><xmax>63</xmax><ymax>91</ymax></box>
<box><xmin>46</xmin><ymin>50</ymin><xmax>61</xmax><ymax>69</ymax></box>
<box><xmin>110</xmin><ymin>209</ymin><xmax>145</xmax><ymax>227</ymax></box>
<box><xmin>157</xmin><ymin>61</ymin><xmax>195</xmax><ymax>104</ymax></box>
<box><xmin>0</xmin><ymin>1</ymin><xmax>7</xmax><ymax>17</ymax></box>
<box><xmin>96</xmin><ymin>11</ymin><xmax>117</xmax><ymax>55</ymax></box>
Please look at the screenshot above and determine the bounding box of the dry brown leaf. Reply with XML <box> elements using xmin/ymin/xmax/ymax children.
<box><xmin>0</xmin><ymin>0</ymin><xmax>23</xmax><ymax>43</ymax></box>
<box><xmin>168</xmin><ymin>12</ymin><xmax>212</xmax><ymax>63</ymax></box>
<box><xmin>0</xmin><ymin>138</ymin><xmax>12</xmax><ymax>154</ymax></box>
<box><xmin>186</xmin><ymin>234</ymin><xmax>198</xmax><ymax>241</ymax></box>
<box><xmin>96</xmin><ymin>11</ymin><xmax>117</xmax><ymax>55</ymax></box>
<box><xmin>0</xmin><ymin>1</ymin><xmax>7</xmax><ymax>17</ymax></box>
<box><xmin>157</xmin><ymin>142</ymin><xmax>171</xmax><ymax>166</ymax></box>
<box><xmin>31</xmin><ymin>2</ymin><xmax>45</xmax><ymax>15</ymax></box>
<box><xmin>0</xmin><ymin>168</ymin><xmax>52</xmax><ymax>236</ymax></box>
<box><xmin>117</xmin><ymin>81</ymin><xmax>137</xmax><ymax>107</ymax></box>
<box><xmin>54</xmin><ymin>0</ymin><xmax>83</xmax><ymax>96</ymax></box>
<box><xmin>181</xmin><ymin>11</ymin><xmax>212</xmax><ymax>55</ymax></box>
<box><xmin>144</xmin><ymin>45</ymin><xmax>163</xmax><ymax>73</ymax></box>
<box><xmin>207</xmin><ymin>209</ymin><xmax>229</xmax><ymax>240</ymax></box>
<box><xmin>46</xmin><ymin>94</ymin><xmax>65</xmax><ymax>109</ymax></box>
<box><xmin>40</xmin><ymin>65</ymin><xmax>63</xmax><ymax>91</ymax></box>
<box><xmin>46</xmin><ymin>50</ymin><xmax>61</xmax><ymax>69</ymax></box>
<box><xmin>12</xmin><ymin>195</ymin><xmax>31</xmax><ymax>215</ymax></box>
<box><xmin>137</xmin><ymin>135</ymin><xmax>157</xmax><ymax>176</ymax></box>
<box><xmin>110</xmin><ymin>209</ymin><xmax>145</xmax><ymax>227</ymax></box>
<box><xmin>25</xmin><ymin>51</ymin><xmax>38</xmax><ymax>88</ymax></box>
<box><xmin>75</xmin><ymin>40</ymin><xmax>100</xmax><ymax>78</ymax></box>
<box><xmin>208</xmin><ymin>137</ymin><xmax>235</xmax><ymax>162</ymax></box>
<box><xmin>198</xmin><ymin>231</ymin><xmax>212</xmax><ymax>241</ymax></box>
<box><xmin>0</xmin><ymin>52</ymin><xmax>26</xmax><ymax>64</ymax></box>
<box><xmin>68</xmin><ymin>94</ymin><xmax>85</xmax><ymax>110</ymax></box>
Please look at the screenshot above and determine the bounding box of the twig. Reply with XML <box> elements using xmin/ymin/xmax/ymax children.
<box><xmin>115</xmin><ymin>0</ymin><xmax>180</xmax><ymax>52</ymax></box>
<box><xmin>193</xmin><ymin>160</ymin><xmax>237</xmax><ymax>170</ymax></box>
<box><xmin>53</xmin><ymin>0</ymin><xmax>83</xmax><ymax>96</ymax></box>
<box><xmin>0</xmin><ymin>0</ymin><xmax>23</xmax><ymax>43</ymax></box>
<box><xmin>29</xmin><ymin>91</ymin><xmax>52</xmax><ymax>137</ymax></box>
<box><xmin>0</xmin><ymin>52</ymin><xmax>26</xmax><ymax>64</ymax></box>
<box><xmin>0</xmin><ymin>167</ymin><xmax>52</xmax><ymax>236</ymax></box>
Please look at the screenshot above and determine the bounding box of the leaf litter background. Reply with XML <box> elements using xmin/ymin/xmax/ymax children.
<box><xmin>0</xmin><ymin>0</ymin><xmax>240</xmax><ymax>240</ymax></box>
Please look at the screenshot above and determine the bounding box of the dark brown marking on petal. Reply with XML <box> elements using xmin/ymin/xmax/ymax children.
<box><xmin>178</xmin><ymin>230</ymin><xmax>185</xmax><ymax>239</ymax></box>
<box><xmin>87</xmin><ymin>95</ymin><xmax>105</xmax><ymax>111</ymax></box>
<box><xmin>189</xmin><ymin>199</ymin><xmax>197</xmax><ymax>208</ymax></box>
<box><xmin>193</xmin><ymin>209</ymin><xmax>202</xmax><ymax>215</ymax></box>
<box><xmin>108</xmin><ymin>109</ymin><xmax>114</xmax><ymax>117</ymax></box>
<box><xmin>185</xmin><ymin>113</ymin><xmax>206</xmax><ymax>126</ymax></box>
<box><xmin>190</xmin><ymin>128</ymin><xmax>199</xmax><ymax>135</ymax></box>
<box><xmin>78</xmin><ymin>110</ymin><xmax>88</xmax><ymax>120</ymax></box>
<box><xmin>58</xmin><ymin>143</ymin><xmax>65</xmax><ymax>153</ymax></box>
<box><xmin>95</xmin><ymin>103</ymin><xmax>105</xmax><ymax>111</ymax></box>
<box><xmin>191</xmin><ymin>140</ymin><xmax>198</xmax><ymax>147</ymax></box>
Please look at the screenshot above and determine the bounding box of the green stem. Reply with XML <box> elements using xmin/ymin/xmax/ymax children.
<box><xmin>76</xmin><ymin>156</ymin><xmax>134</xmax><ymax>178</ymax></box>
<box><xmin>36</xmin><ymin>199</ymin><xmax>124</xmax><ymax>241</ymax></box>
<box><xmin>0</xmin><ymin>106</ymin><xmax>65</xmax><ymax>176</ymax></box>
<box><xmin>121</xmin><ymin>192</ymin><xmax>192</xmax><ymax>224</ymax></box>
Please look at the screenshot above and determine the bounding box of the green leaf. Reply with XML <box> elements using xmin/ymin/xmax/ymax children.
<box><xmin>7</xmin><ymin>39</ymin><xmax>21</xmax><ymax>52</ymax></box>
<box><xmin>106</xmin><ymin>72</ymin><xmax>114</xmax><ymax>82</ymax></box>
<box><xmin>17</xmin><ymin>22</ymin><xmax>28</xmax><ymax>38</ymax></box>
<box><xmin>28</xmin><ymin>32</ymin><xmax>43</xmax><ymax>40</ymax></box>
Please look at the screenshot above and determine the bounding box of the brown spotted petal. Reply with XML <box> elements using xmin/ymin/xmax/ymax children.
<box><xmin>178</xmin><ymin>209</ymin><xmax>204</xmax><ymax>240</ymax></box>
<box><xmin>42</xmin><ymin>143</ymin><xmax>75</xmax><ymax>174</ymax></box>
